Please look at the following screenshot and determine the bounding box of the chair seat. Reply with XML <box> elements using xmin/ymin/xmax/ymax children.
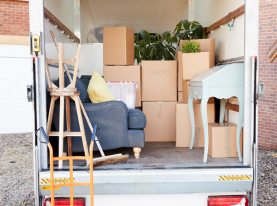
<box><xmin>128</xmin><ymin>109</ymin><xmax>146</xmax><ymax>129</ymax></box>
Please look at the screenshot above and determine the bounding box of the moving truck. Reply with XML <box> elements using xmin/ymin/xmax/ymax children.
<box><xmin>29</xmin><ymin>0</ymin><xmax>261</xmax><ymax>205</ymax></box>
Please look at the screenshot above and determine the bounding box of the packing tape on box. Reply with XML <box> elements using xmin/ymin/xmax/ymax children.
<box><xmin>223</xmin><ymin>123</ymin><xmax>232</xmax><ymax>157</ymax></box>
<box><xmin>157</xmin><ymin>102</ymin><xmax>162</xmax><ymax>120</ymax></box>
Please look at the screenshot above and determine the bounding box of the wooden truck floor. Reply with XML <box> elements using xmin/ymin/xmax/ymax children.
<box><xmin>49</xmin><ymin>142</ymin><xmax>243</xmax><ymax>171</ymax></box>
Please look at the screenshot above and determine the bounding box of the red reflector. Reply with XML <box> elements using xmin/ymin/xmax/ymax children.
<box><xmin>208</xmin><ymin>195</ymin><xmax>248</xmax><ymax>206</ymax></box>
<box><xmin>43</xmin><ymin>198</ymin><xmax>85</xmax><ymax>206</ymax></box>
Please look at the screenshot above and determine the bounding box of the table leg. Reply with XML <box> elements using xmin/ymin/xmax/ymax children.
<box><xmin>219</xmin><ymin>99</ymin><xmax>226</xmax><ymax>123</ymax></box>
<box><xmin>201</xmin><ymin>97</ymin><xmax>209</xmax><ymax>162</ymax></box>
<box><xmin>189</xmin><ymin>95</ymin><xmax>195</xmax><ymax>149</ymax></box>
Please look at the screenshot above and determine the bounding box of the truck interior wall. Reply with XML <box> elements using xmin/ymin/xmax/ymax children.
<box><xmin>79</xmin><ymin>0</ymin><xmax>188</xmax><ymax>41</ymax></box>
<box><xmin>80</xmin><ymin>0</ymin><xmax>95</xmax><ymax>43</ymax></box>
<box><xmin>44</xmin><ymin>0</ymin><xmax>74</xmax><ymax>43</ymax></box>
<box><xmin>194</xmin><ymin>0</ymin><xmax>244</xmax><ymax>61</ymax></box>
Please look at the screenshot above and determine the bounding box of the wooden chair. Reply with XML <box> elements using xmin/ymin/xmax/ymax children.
<box><xmin>45</xmin><ymin>43</ymin><xmax>89</xmax><ymax>169</ymax></box>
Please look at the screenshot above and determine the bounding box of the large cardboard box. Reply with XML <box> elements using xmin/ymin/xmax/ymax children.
<box><xmin>141</xmin><ymin>60</ymin><xmax>177</xmax><ymax>101</ymax></box>
<box><xmin>103</xmin><ymin>27</ymin><xmax>134</xmax><ymax>66</ymax></box>
<box><xmin>176</xmin><ymin>103</ymin><xmax>215</xmax><ymax>147</ymax></box>
<box><xmin>208</xmin><ymin>122</ymin><xmax>243</xmax><ymax>158</ymax></box>
<box><xmin>181</xmin><ymin>38</ymin><xmax>215</xmax><ymax>80</ymax></box>
<box><xmin>143</xmin><ymin>102</ymin><xmax>177</xmax><ymax>142</ymax></box>
<box><xmin>103</xmin><ymin>65</ymin><xmax>141</xmax><ymax>107</ymax></box>
<box><xmin>177</xmin><ymin>51</ymin><xmax>183</xmax><ymax>91</ymax></box>
<box><xmin>180</xmin><ymin>38</ymin><xmax>215</xmax><ymax>53</ymax></box>
<box><xmin>182</xmin><ymin>52</ymin><xmax>215</xmax><ymax>80</ymax></box>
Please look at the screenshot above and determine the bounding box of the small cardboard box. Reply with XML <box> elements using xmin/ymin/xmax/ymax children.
<box><xmin>103</xmin><ymin>65</ymin><xmax>141</xmax><ymax>107</ymax></box>
<box><xmin>182</xmin><ymin>52</ymin><xmax>215</xmax><ymax>80</ymax></box>
<box><xmin>177</xmin><ymin>51</ymin><xmax>183</xmax><ymax>91</ymax></box>
<box><xmin>103</xmin><ymin>27</ymin><xmax>134</xmax><ymax>66</ymax></box>
<box><xmin>180</xmin><ymin>38</ymin><xmax>215</xmax><ymax>52</ymax></box>
<box><xmin>208</xmin><ymin>122</ymin><xmax>243</xmax><ymax>158</ymax></box>
<box><xmin>143</xmin><ymin>102</ymin><xmax>177</xmax><ymax>142</ymax></box>
<box><xmin>141</xmin><ymin>60</ymin><xmax>177</xmax><ymax>101</ymax></box>
<box><xmin>176</xmin><ymin>103</ymin><xmax>215</xmax><ymax>147</ymax></box>
<box><xmin>182</xmin><ymin>80</ymin><xmax>214</xmax><ymax>104</ymax></box>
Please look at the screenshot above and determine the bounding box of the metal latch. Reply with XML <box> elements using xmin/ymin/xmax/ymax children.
<box><xmin>257</xmin><ymin>83</ymin><xmax>265</xmax><ymax>100</ymax></box>
<box><xmin>27</xmin><ymin>85</ymin><xmax>34</xmax><ymax>102</ymax></box>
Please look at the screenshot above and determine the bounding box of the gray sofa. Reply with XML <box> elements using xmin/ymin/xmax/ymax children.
<box><xmin>48</xmin><ymin>74</ymin><xmax>146</xmax><ymax>158</ymax></box>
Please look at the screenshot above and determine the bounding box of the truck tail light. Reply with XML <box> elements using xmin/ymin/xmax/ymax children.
<box><xmin>208</xmin><ymin>195</ymin><xmax>248</xmax><ymax>206</ymax></box>
<box><xmin>43</xmin><ymin>198</ymin><xmax>85</xmax><ymax>205</ymax></box>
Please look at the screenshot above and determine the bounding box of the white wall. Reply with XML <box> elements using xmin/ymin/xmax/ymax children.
<box><xmin>194</xmin><ymin>0</ymin><xmax>245</xmax><ymax>61</ymax></box>
<box><xmin>44</xmin><ymin>0</ymin><xmax>75</xmax><ymax>43</ymax></box>
<box><xmin>80</xmin><ymin>0</ymin><xmax>96</xmax><ymax>43</ymax></box>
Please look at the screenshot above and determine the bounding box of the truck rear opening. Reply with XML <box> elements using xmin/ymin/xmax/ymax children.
<box><xmin>28</xmin><ymin>0</ymin><xmax>259</xmax><ymax>205</ymax></box>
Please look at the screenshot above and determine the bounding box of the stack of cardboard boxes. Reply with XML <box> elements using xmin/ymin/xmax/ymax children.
<box><xmin>141</xmin><ymin>60</ymin><xmax>177</xmax><ymax>142</ymax></box>
<box><xmin>102</xmin><ymin>28</ymin><xmax>242</xmax><ymax>158</ymax></box>
<box><xmin>103</xmin><ymin>27</ymin><xmax>142</xmax><ymax>108</ymax></box>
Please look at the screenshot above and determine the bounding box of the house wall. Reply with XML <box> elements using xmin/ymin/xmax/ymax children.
<box><xmin>0</xmin><ymin>0</ymin><xmax>29</xmax><ymax>36</ymax></box>
<box><xmin>258</xmin><ymin>0</ymin><xmax>277</xmax><ymax>151</ymax></box>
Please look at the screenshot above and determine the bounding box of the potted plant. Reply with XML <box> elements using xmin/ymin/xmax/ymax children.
<box><xmin>135</xmin><ymin>30</ymin><xmax>177</xmax><ymax>102</ymax></box>
<box><xmin>134</xmin><ymin>30</ymin><xmax>176</xmax><ymax>64</ymax></box>
<box><xmin>181</xmin><ymin>39</ymin><xmax>215</xmax><ymax>80</ymax></box>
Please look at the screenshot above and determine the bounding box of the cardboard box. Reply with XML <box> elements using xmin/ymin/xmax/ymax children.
<box><xmin>182</xmin><ymin>52</ymin><xmax>215</xmax><ymax>80</ymax></box>
<box><xmin>177</xmin><ymin>51</ymin><xmax>183</xmax><ymax>91</ymax></box>
<box><xmin>141</xmin><ymin>60</ymin><xmax>177</xmax><ymax>101</ymax></box>
<box><xmin>143</xmin><ymin>102</ymin><xmax>177</xmax><ymax>142</ymax></box>
<box><xmin>229</xmin><ymin>97</ymin><xmax>239</xmax><ymax>105</ymax></box>
<box><xmin>208</xmin><ymin>122</ymin><xmax>243</xmax><ymax>158</ymax></box>
<box><xmin>178</xmin><ymin>92</ymin><xmax>183</xmax><ymax>102</ymax></box>
<box><xmin>103</xmin><ymin>27</ymin><xmax>134</xmax><ymax>66</ymax></box>
<box><xmin>103</xmin><ymin>65</ymin><xmax>141</xmax><ymax>107</ymax></box>
<box><xmin>182</xmin><ymin>80</ymin><xmax>214</xmax><ymax>104</ymax></box>
<box><xmin>180</xmin><ymin>38</ymin><xmax>215</xmax><ymax>52</ymax></box>
<box><xmin>176</xmin><ymin>103</ymin><xmax>215</xmax><ymax>147</ymax></box>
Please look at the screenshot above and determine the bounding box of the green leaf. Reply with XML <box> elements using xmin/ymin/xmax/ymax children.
<box><xmin>183</xmin><ymin>20</ymin><xmax>190</xmax><ymax>30</ymax></box>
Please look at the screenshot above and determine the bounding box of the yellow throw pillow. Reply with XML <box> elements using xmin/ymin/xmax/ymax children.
<box><xmin>87</xmin><ymin>71</ymin><xmax>115</xmax><ymax>103</ymax></box>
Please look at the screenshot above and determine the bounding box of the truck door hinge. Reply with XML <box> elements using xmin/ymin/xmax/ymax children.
<box><xmin>27</xmin><ymin>85</ymin><xmax>34</xmax><ymax>102</ymax></box>
<box><xmin>257</xmin><ymin>83</ymin><xmax>265</xmax><ymax>100</ymax></box>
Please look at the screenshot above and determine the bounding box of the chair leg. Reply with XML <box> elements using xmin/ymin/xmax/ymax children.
<box><xmin>219</xmin><ymin>99</ymin><xmax>226</xmax><ymax>123</ymax></box>
<box><xmin>66</xmin><ymin>97</ymin><xmax>72</xmax><ymax>156</ymax></box>
<box><xmin>58</xmin><ymin>96</ymin><xmax>65</xmax><ymax>169</ymax></box>
<box><xmin>133</xmin><ymin>147</ymin><xmax>141</xmax><ymax>159</ymax></box>
<box><xmin>46</xmin><ymin>96</ymin><xmax>58</xmax><ymax>136</ymax></box>
<box><xmin>189</xmin><ymin>95</ymin><xmax>195</xmax><ymax>149</ymax></box>
<box><xmin>73</xmin><ymin>96</ymin><xmax>90</xmax><ymax>164</ymax></box>
<box><xmin>201</xmin><ymin>98</ymin><xmax>209</xmax><ymax>163</ymax></box>
<box><xmin>237</xmin><ymin>96</ymin><xmax>244</xmax><ymax>161</ymax></box>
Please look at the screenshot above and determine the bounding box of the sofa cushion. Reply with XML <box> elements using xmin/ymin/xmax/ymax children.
<box><xmin>80</xmin><ymin>75</ymin><xmax>92</xmax><ymax>89</ymax></box>
<box><xmin>54</xmin><ymin>72</ymin><xmax>89</xmax><ymax>103</ymax></box>
<box><xmin>128</xmin><ymin>109</ymin><xmax>146</xmax><ymax>129</ymax></box>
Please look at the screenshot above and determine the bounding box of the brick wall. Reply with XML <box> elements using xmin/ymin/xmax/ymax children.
<box><xmin>258</xmin><ymin>0</ymin><xmax>277</xmax><ymax>151</ymax></box>
<box><xmin>0</xmin><ymin>0</ymin><xmax>29</xmax><ymax>36</ymax></box>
